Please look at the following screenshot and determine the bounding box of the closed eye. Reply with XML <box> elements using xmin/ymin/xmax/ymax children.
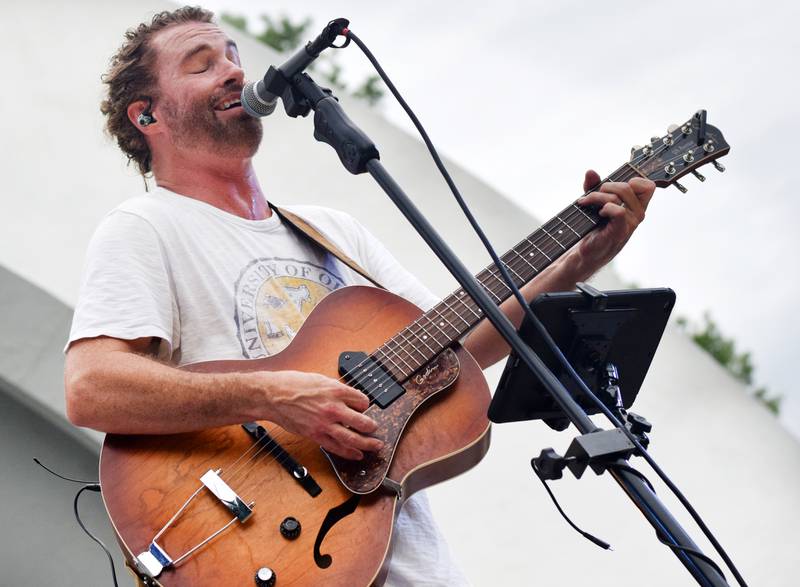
<box><xmin>191</xmin><ymin>61</ymin><xmax>212</xmax><ymax>74</ymax></box>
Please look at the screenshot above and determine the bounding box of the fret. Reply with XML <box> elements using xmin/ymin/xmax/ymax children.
<box><xmin>528</xmin><ymin>238</ymin><xmax>553</xmax><ymax>261</ymax></box>
<box><xmin>489</xmin><ymin>261</ymin><xmax>524</xmax><ymax>285</ymax></box>
<box><xmin>430</xmin><ymin>306</ymin><xmax>459</xmax><ymax>335</ymax></box>
<box><xmin>501</xmin><ymin>258</ymin><xmax>526</xmax><ymax>282</ymax></box>
<box><xmin>572</xmin><ymin>203</ymin><xmax>598</xmax><ymax>226</ymax></box>
<box><xmin>375</xmin><ymin>347</ymin><xmax>403</xmax><ymax>377</ymax></box>
<box><xmin>515</xmin><ymin>250</ymin><xmax>539</xmax><ymax>273</ymax></box>
<box><xmin>484</xmin><ymin>267</ymin><xmax>513</xmax><ymax>297</ymax></box>
<box><xmin>500</xmin><ymin>249</ymin><xmax>530</xmax><ymax>283</ymax></box>
<box><xmin>394</xmin><ymin>330</ymin><xmax>429</xmax><ymax>364</ymax></box>
<box><xmin>556</xmin><ymin>214</ymin><xmax>582</xmax><ymax>238</ymax></box>
<box><xmin>541</xmin><ymin>221</ymin><xmax>571</xmax><ymax>250</ymax></box>
<box><xmin>406</xmin><ymin>322</ymin><xmax>438</xmax><ymax>354</ymax></box>
<box><xmin>384</xmin><ymin>341</ymin><xmax>417</xmax><ymax>372</ymax></box>
<box><xmin>451</xmin><ymin>291</ymin><xmax>482</xmax><ymax>321</ymax></box>
<box><xmin>440</xmin><ymin>297</ymin><xmax>473</xmax><ymax>327</ymax></box>
<box><xmin>409</xmin><ymin>322</ymin><xmax>446</xmax><ymax>355</ymax></box>
<box><xmin>480</xmin><ymin>269</ymin><xmax>509</xmax><ymax>298</ymax></box>
<box><xmin>418</xmin><ymin>313</ymin><xmax>453</xmax><ymax>344</ymax></box>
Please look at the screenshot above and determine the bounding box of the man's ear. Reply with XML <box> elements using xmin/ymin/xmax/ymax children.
<box><xmin>127</xmin><ymin>99</ymin><xmax>158</xmax><ymax>133</ymax></box>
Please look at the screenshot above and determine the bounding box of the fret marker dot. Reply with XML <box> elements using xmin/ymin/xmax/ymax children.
<box><xmin>529</xmin><ymin>252</ymin><xmax>534</xmax><ymax>256</ymax></box>
<box><xmin>439</xmin><ymin>321</ymin><xmax>445</xmax><ymax>327</ymax></box>
<box><xmin>558</xmin><ymin>229</ymin><xmax>563</xmax><ymax>234</ymax></box>
<box><xmin>423</xmin><ymin>335</ymin><xmax>428</xmax><ymax>340</ymax></box>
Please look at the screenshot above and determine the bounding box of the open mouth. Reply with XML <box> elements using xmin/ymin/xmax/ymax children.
<box><xmin>214</xmin><ymin>97</ymin><xmax>242</xmax><ymax>111</ymax></box>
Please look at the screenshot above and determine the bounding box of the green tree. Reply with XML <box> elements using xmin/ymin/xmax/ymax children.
<box><xmin>255</xmin><ymin>15</ymin><xmax>310</xmax><ymax>52</ymax></box>
<box><xmin>353</xmin><ymin>75</ymin><xmax>385</xmax><ymax>106</ymax></box>
<box><xmin>677</xmin><ymin>313</ymin><xmax>782</xmax><ymax>415</ymax></box>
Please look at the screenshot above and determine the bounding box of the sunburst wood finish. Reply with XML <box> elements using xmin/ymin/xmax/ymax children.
<box><xmin>101</xmin><ymin>286</ymin><xmax>491</xmax><ymax>587</ymax></box>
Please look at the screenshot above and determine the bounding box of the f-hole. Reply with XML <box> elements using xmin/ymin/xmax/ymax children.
<box><xmin>313</xmin><ymin>494</ymin><xmax>361</xmax><ymax>569</ymax></box>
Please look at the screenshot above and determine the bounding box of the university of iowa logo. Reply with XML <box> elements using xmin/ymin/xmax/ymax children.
<box><xmin>234</xmin><ymin>257</ymin><xmax>346</xmax><ymax>358</ymax></box>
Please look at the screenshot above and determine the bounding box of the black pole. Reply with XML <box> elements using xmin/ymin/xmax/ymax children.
<box><xmin>272</xmin><ymin>55</ymin><xmax>730</xmax><ymax>586</ymax></box>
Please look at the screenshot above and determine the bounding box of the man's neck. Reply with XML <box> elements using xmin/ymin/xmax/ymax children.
<box><xmin>153</xmin><ymin>150</ymin><xmax>270</xmax><ymax>220</ymax></box>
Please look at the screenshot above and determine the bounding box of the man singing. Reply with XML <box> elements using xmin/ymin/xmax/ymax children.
<box><xmin>64</xmin><ymin>7</ymin><xmax>654</xmax><ymax>586</ymax></box>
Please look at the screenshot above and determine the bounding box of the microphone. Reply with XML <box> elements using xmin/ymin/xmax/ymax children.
<box><xmin>241</xmin><ymin>17</ymin><xmax>350</xmax><ymax>118</ymax></box>
<box><xmin>241</xmin><ymin>81</ymin><xmax>278</xmax><ymax>117</ymax></box>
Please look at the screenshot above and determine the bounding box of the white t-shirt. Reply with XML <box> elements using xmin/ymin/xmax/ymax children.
<box><xmin>68</xmin><ymin>187</ymin><xmax>470</xmax><ymax>586</ymax></box>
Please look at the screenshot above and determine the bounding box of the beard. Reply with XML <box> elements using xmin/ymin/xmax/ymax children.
<box><xmin>161</xmin><ymin>86</ymin><xmax>263</xmax><ymax>158</ymax></box>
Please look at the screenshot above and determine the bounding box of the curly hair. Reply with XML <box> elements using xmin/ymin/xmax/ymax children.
<box><xmin>100</xmin><ymin>6</ymin><xmax>215</xmax><ymax>176</ymax></box>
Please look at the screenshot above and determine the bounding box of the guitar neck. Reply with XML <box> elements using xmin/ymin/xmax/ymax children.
<box><xmin>373</xmin><ymin>162</ymin><xmax>643</xmax><ymax>381</ymax></box>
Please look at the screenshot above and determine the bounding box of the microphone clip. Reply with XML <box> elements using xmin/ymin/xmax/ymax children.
<box><xmin>261</xmin><ymin>18</ymin><xmax>350</xmax><ymax>118</ymax></box>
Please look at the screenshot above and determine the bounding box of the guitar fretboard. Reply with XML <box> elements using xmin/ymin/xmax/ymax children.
<box><xmin>372</xmin><ymin>163</ymin><xmax>641</xmax><ymax>381</ymax></box>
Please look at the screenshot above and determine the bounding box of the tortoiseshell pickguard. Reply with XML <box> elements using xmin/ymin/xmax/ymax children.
<box><xmin>325</xmin><ymin>348</ymin><xmax>461</xmax><ymax>494</ymax></box>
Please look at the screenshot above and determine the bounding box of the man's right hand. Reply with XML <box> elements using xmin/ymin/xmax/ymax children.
<box><xmin>261</xmin><ymin>370</ymin><xmax>383</xmax><ymax>461</ymax></box>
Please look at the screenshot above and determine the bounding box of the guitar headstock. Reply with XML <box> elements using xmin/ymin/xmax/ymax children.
<box><xmin>629</xmin><ymin>110</ymin><xmax>729</xmax><ymax>193</ymax></box>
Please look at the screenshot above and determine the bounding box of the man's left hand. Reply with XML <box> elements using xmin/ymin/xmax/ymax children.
<box><xmin>571</xmin><ymin>169</ymin><xmax>656</xmax><ymax>275</ymax></box>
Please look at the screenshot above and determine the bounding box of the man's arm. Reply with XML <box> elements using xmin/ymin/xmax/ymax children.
<box><xmin>64</xmin><ymin>336</ymin><xmax>382</xmax><ymax>460</ymax></box>
<box><xmin>464</xmin><ymin>171</ymin><xmax>655</xmax><ymax>368</ymax></box>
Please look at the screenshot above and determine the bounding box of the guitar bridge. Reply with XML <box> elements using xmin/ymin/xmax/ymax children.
<box><xmin>134</xmin><ymin>469</ymin><xmax>254</xmax><ymax>579</ymax></box>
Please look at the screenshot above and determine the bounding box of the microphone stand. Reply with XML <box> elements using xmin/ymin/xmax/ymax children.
<box><xmin>264</xmin><ymin>34</ymin><xmax>730</xmax><ymax>586</ymax></box>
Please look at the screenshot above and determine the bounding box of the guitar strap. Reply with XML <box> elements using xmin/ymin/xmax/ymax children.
<box><xmin>272</xmin><ymin>205</ymin><xmax>386</xmax><ymax>290</ymax></box>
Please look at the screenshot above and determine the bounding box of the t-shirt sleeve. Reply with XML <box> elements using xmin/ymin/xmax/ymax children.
<box><xmin>346</xmin><ymin>215</ymin><xmax>441</xmax><ymax>312</ymax></box>
<box><xmin>66</xmin><ymin>210</ymin><xmax>178</xmax><ymax>358</ymax></box>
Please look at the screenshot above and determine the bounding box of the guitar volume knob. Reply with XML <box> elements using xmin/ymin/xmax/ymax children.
<box><xmin>280</xmin><ymin>516</ymin><xmax>301</xmax><ymax>540</ymax></box>
<box><xmin>255</xmin><ymin>567</ymin><xmax>276</xmax><ymax>587</ymax></box>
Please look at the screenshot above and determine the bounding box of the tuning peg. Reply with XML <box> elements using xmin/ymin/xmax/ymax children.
<box><xmin>712</xmin><ymin>160</ymin><xmax>725</xmax><ymax>172</ymax></box>
<box><xmin>674</xmin><ymin>181</ymin><xmax>688</xmax><ymax>193</ymax></box>
<box><xmin>630</xmin><ymin>145</ymin><xmax>642</xmax><ymax>157</ymax></box>
<box><xmin>691</xmin><ymin>170</ymin><xmax>706</xmax><ymax>182</ymax></box>
<box><xmin>667</xmin><ymin>124</ymin><xmax>680</xmax><ymax>133</ymax></box>
<box><xmin>680</xmin><ymin>123</ymin><xmax>693</xmax><ymax>135</ymax></box>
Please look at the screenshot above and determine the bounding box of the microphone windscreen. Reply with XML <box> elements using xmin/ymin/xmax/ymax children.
<box><xmin>241</xmin><ymin>81</ymin><xmax>278</xmax><ymax>118</ymax></box>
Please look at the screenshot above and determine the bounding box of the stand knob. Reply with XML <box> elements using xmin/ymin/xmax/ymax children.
<box><xmin>255</xmin><ymin>567</ymin><xmax>276</xmax><ymax>587</ymax></box>
<box><xmin>627</xmin><ymin>412</ymin><xmax>653</xmax><ymax>435</ymax></box>
<box><xmin>280</xmin><ymin>516</ymin><xmax>302</xmax><ymax>540</ymax></box>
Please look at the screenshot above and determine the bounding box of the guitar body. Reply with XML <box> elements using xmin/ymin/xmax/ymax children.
<box><xmin>100</xmin><ymin>286</ymin><xmax>491</xmax><ymax>586</ymax></box>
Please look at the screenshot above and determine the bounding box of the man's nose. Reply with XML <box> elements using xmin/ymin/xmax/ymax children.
<box><xmin>220</xmin><ymin>60</ymin><xmax>245</xmax><ymax>87</ymax></box>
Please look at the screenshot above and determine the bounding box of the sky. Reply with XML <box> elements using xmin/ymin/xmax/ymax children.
<box><xmin>201</xmin><ymin>0</ymin><xmax>800</xmax><ymax>438</ymax></box>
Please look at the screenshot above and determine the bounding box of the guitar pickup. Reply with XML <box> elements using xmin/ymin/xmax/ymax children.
<box><xmin>242</xmin><ymin>423</ymin><xmax>322</xmax><ymax>498</ymax></box>
<box><xmin>339</xmin><ymin>351</ymin><xmax>405</xmax><ymax>409</ymax></box>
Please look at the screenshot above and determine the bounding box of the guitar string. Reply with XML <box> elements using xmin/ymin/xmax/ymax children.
<box><xmin>367</xmin><ymin>134</ymin><xmax>685</xmax><ymax>393</ymax></box>
<box><xmin>360</xmin><ymin>163</ymin><xmax>647</xmax><ymax>407</ymax></box>
<box><xmin>219</xmin><ymin>153</ymin><xmax>665</xmax><ymax>495</ymax></box>
<box><xmin>218</xmin><ymin>203</ymin><xmax>598</xmax><ymax>493</ymax></box>
<box><xmin>217</xmin><ymin>142</ymin><xmax>672</xmax><ymax>494</ymax></box>
<box><xmin>220</xmin><ymin>161</ymin><xmax>656</xmax><ymax>494</ymax></box>
<box><xmin>221</xmin><ymin>193</ymin><xmax>604</xmax><ymax>487</ymax></box>
<box><xmin>218</xmin><ymin>137</ymin><xmax>683</xmax><ymax>496</ymax></box>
